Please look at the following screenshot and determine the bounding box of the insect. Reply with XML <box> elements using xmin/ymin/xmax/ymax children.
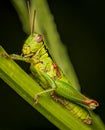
<box><xmin>9</xmin><ymin>32</ymin><xmax>99</xmax><ymax>110</ymax></box>
<box><xmin>4</xmin><ymin>1</ymin><xmax>99</xmax><ymax>124</ymax></box>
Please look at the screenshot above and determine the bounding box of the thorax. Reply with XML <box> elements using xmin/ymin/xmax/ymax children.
<box><xmin>30</xmin><ymin>46</ymin><xmax>70</xmax><ymax>84</ymax></box>
<box><xmin>30</xmin><ymin>46</ymin><xmax>57</xmax><ymax>79</ymax></box>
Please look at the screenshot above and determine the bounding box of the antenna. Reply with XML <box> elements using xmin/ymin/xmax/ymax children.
<box><xmin>32</xmin><ymin>10</ymin><xmax>36</xmax><ymax>34</ymax></box>
<box><xmin>27</xmin><ymin>0</ymin><xmax>36</xmax><ymax>35</ymax></box>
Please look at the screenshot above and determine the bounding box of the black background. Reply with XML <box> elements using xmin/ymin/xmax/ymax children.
<box><xmin>0</xmin><ymin>0</ymin><xmax>105</xmax><ymax>129</ymax></box>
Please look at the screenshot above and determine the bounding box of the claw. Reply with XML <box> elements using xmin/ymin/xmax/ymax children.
<box><xmin>1</xmin><ymin>53</ymin><xmax>10</xmax><ymax>59</ymax></box>
<box><xmin>34</xmin><ymin>94</ymin><xmax>39</xmax><ymax>105</ymax></box>
<box><xmin>83</xmin><ymin>118</ymin><xmax>92</xmax><ymax>125</ymax></box>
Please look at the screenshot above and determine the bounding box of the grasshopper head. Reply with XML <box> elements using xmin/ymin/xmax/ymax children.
<box><xmin>22</xmin><ymin>33</ymin><xmax>43</xmax><ymax>55</ymax></box>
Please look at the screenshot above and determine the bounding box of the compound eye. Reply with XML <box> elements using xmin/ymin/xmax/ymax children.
<box><xmin>36</xmin><ymin>34</ymin><xmax>43</xmax><ymax>42</ymax></box>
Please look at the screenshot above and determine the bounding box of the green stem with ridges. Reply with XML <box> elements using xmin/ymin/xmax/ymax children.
<box><xmin>0</xmin><ymin>46</ymin><xmax>92</xmax><ymax>130</ymax></box>
<box><xmin>11</xmin><ymin>0</ymin><xmax>80</xmax><ymax>90</ymax></box>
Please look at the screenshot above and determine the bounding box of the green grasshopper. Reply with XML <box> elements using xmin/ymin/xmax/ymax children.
<box><xmin>9</xmin><ymin>32</ymin><xmax>99</xmax><ymax>110</ymax></box>
<box><xmin>4</xmin><ymin>2</ymin><xmax>98</xmax><ymax>124</ymax></box>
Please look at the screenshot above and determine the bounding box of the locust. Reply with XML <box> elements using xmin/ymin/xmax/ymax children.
<box><xmin>9</xmin><ymin>32</ymin><xmax>99</xmax><ymax>110</ymax></box>
<box><xmin>3</xmin><ymin>1</ymin><xmax>99</xmax><ymax>124</ymax></box>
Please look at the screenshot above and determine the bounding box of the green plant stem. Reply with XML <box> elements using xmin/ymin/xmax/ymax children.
<box><xmin>0</xmin><ymin>46</ymin><xmax>92</xmax><ymax>130</ymax></box>
<box><xmin>11</xmin><ymin>0</ymin><xmax>30</xmax><ymax>34</ymax></box>
<box><xmin>32</xmin><ymin>0</ymin><xmax>79</xmax><ymax>87</ymax></box>
<box><xmin>11</xmin><ymin>0</ymin><xmax>80</xmax><ymax>91</ymax></box>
